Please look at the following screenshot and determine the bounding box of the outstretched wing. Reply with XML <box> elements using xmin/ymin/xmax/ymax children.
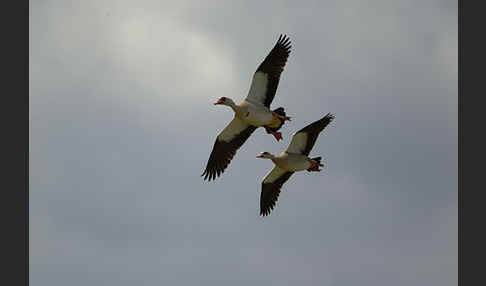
<box><xmin>286</xmin><ymin>113</ymin><xmax>335</xmax><ymax>156</ymax></box>
<box><xmin>246</xmin><ymin>34</ymin><xmax>292</xmax><ymax>107</ymax></box>
<box><xmin>260</xmin><ymin>166</ymin><xmax>294</xmax><ymax>216</ymax></box>
<box><xmin>202</xmin><ymin>118</ymin><xmax>258</xmax><ymax>181</ymax></box>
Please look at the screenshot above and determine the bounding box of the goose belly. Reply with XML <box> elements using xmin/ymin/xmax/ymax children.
<box><xmin>238</xmin><ymin>110</ymin><xmax>274</xmax><ymax>126</ymax></box>
<box><xmin>274</xmin><ymin>153</ymin><xmax>312</xmax><ymax>172</ymax></box>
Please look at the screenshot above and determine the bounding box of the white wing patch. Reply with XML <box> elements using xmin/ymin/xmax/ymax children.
<box><xmin>217</xmin><ymin>117</ymin><xmax>251</xmax><ymax>142</ymax></box>
<box><xmin>262</xmin><ymin>166</ymin><xmax>287</xmax><ymax>184</ymax></box>
<box><xmin>246</xmin><ymin>71</ymin><xmax>269</xmax><ymax>105</ymax></box>
<box><xmin>285</xmin><ymin>132</ymin><xmax>308</xmax><ymax>154</ymax></box>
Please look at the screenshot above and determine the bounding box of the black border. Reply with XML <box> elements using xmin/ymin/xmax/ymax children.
<box><xmin>459</xmin><ymin>0</ymin><xmax>486</xmax><ymax>285</ymax></box>
<box><xmin>4</xmin><ymin>1</ymin><xmax>28</xmax><ymax>285</ymax></box>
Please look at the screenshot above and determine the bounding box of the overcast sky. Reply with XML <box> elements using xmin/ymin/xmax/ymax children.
<box><xmin>30</xmin><ymin>0</ymin><xmax>457</xmax><ymax>285</ymax></box>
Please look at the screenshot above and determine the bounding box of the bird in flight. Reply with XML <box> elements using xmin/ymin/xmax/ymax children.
<box><xmin>256</xmin><ymin>113</ymin><xmax>335</xmax><ymax>216</ymax></box>
<box><xmin>202</xmin><ymin>34</ymin><xmax>293</xmax><ymax>182</ymax></box>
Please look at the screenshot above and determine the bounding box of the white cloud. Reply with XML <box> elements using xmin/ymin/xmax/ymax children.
<box><xmin>114</xmin><ymin>12</ymin><xmax>236</xmax><ymax>98</ymax></box>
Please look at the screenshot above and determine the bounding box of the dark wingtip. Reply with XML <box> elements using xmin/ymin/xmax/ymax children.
<box><xmin>260</xmin><ymin>205</ymin><xmax>274</xmax><ymax>217</ymax></box>
<box><xmin>325</xmin><ymin>113</ymin><xmax>336</xmax><ymax>123</ymax></box>
<box><xmin>201</xmin><ymin>170</ymin><xmax>212</xmax><ymax>181</ymax></box>
<box><xmin>277</xmin><ymin>34</ymin><xmax>291</xmax><ymax>44</ymax></box>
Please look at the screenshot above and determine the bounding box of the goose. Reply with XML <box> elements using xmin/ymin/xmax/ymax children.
<box><xmin>202</xmin><ymin>34</ymin><xmax>293</xmax><ymax>181</ymax></box>
<box><xmin>256</xmin><ymin>113</ymin><xmax>335</xmax><ymax>216</ymax></box>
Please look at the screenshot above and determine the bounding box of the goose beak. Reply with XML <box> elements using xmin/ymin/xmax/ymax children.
<box><xmin>214</xmin><ymin>99</ymin><xmax>224</xmax><ymax>105</ymax></box>
<box><xmin>256</xmin><ymin>153</ymin><xmax>264</xmax><ymax>158</ymax></box>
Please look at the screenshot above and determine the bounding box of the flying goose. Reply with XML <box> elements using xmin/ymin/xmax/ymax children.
<box><xmin>256</xmin><ymin>113</ymin><xmax>335</xmax><ymax>216</ymax></box>
<box><xmin>202</xmin><ymin>34</ymin><xmax>293</xmax><ymax>181</ymax></box>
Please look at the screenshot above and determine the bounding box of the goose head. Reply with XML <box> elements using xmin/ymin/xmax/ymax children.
<box><xmin>214</xmin><ymin>97</ymin><xmax>235</xmax><ymax>107</ymax></box>
<box><xmin>256</xmin><ymin>152</ymin><xmax>274</xmax><ymax>159</ymax></box>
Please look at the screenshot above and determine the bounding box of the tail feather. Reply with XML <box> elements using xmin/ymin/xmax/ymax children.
<box><xmin>273</xmin><ymin>107</ymin><xmax>286</xmax><ymax>117</ymax></box>
<box><xmin>265</xmin><ymin>107</ymin><xmax>287</xmax><ymax>133</ymax></box>
<box><xmin>311</xmin><ymin>156</ymin><xmax>323</xmax><ymax>166</ymax></box>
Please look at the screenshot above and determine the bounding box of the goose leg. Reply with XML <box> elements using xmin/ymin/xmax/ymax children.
<box><xmin>268</xmin><ymin>130</ymin><xmax>282</xmax><ymax>141</ymax></box>
<box><xmin>307</xmin><ymin>160</ymin><xmax>323</xmax><ymax>172</ymax></box>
